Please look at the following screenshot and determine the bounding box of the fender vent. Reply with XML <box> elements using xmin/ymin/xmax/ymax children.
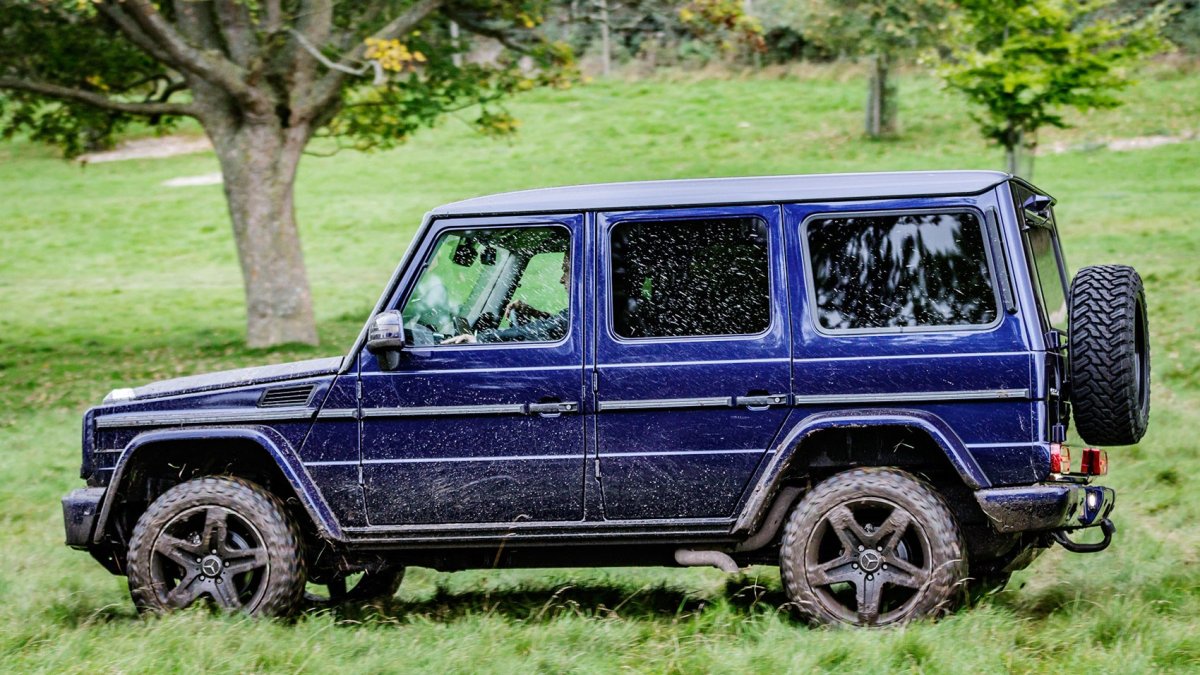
<box><xmin>258</xmin><ymin>384</ymin><xmax>315</xmax><ymax>408</ymax></box>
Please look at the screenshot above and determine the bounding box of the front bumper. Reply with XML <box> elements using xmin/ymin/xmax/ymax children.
<box><xmin>62</xmin><ymin>487</ymin><xmax>105</xmax><ymax>549</ymax></box>
<box><xmin>975</xmin><ymin>483</ymin><xmax>1115</xmax><ymax>534</ymax></box>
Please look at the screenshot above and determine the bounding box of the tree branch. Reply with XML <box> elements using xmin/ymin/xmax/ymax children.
<box><xmin>445</xmin><ymin>10</ymin><xmax>538</xmax><ymax>56</ymax></box>
<box><xmin>104</xmin><ymin>0</ymin><xmax>270</xmax><ymax>113</ymax></box>
<box><xmin>0</xmin><ymin>77</ymin><xmax>197</xmax><ymax>117</ymax></box>
<box><xmin>297</xmin><ymin>0</ymin><xmax>443</xmax><ymax>122</ymax></box>
<box><xmin>96</xmin><ymin>4</ymin><xmax>181</xmax><ymax>67</ymax></box>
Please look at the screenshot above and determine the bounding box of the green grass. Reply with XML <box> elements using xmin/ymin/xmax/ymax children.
<box><xmin>1</xmin><ymin>63</ymin><xmax>1199</xmax><ymax>672</ymax></box>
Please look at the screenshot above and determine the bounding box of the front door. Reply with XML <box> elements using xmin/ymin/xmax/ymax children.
<box><xmin>593</xmin><ymin>206</ymin><xmax>793</xmax><ymax>520</ymax></box>
<box><xmin>359</xmin><ymin>215</ymin><xmax>587</xmax><ymax>526</ymax></box>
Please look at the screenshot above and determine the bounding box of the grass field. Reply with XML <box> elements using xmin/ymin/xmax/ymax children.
<box><xmin>1</xmin><ymin>63</ymin><xmax>1199</xmax><ymax>672</ymax></box>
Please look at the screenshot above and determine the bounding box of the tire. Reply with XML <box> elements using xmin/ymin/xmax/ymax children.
<box><xmin>780</xmin><ymin>468</ymin><xmax>966</xmax><ymax>627</ymax></box>
<box><xmin>305</xmin><ymin>567</ymin><xmax>405</xmax><ymax>606</ymax></box>
<box><xmin>1068</xmin><ymin>264</ymin><xmax>1150</xmax><ymax>446</ymax></box>
<box><xmin>127</xmin><ymin>476</ymin><xmax>306</xmax><ymax>617</ymax></box>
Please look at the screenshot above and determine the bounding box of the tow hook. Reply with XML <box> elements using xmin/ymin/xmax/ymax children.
<box><xmin>1051</xmin><ymin>518</ymin><xmax>1116</xmax><ymax>553</ymax></box>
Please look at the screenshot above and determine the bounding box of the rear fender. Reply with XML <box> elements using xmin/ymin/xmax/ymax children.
<box><xmin>92</xmin><ymin>425</ymin><xmax>342</xmax><ymax>544</ymax></box>
<box><xmin>734</xmin><ymin>408</ymin><xmax>991</xmax><ymax>533</ymax></box>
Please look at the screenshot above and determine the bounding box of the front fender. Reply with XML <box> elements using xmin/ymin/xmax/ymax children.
<box><xmin>91</xmin><ymin>425</ymin><xmax>342</xmax><ymax>544</ymax></box>
<box><xmin>733</xmin><ymin>408</ymin><xmax>991</xmax><ymax>533</ymax></box>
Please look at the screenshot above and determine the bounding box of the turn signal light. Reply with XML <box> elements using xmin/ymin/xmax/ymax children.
<box><xmin>1050</xmin><ymin>443</ymin><xmax>1071</xmax><ymax>474</ymax></box>
<box><xmin>1080</xmin><ymin>447</ymin><xmax>1108</xmax><ymax>476</ymax></box>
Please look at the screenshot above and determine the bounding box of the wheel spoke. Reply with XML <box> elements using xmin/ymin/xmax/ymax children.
<box><xmin>871</xmin><ymin>508</ymin><xmax>911</xmax><ymax>551</ymax></box>
<box><xmin>223</xmin><ymin>547</ymin><xmax>269</xmax><ymax>576</ymax></box>
<box><xmin>155</xmin><ymin>534</ymin><xmax>202</xmax><ymax>568</ymax></box>
<box><xmin>855</xmin><ymin>575</ymin><xmax>884</xmax><ymax>625</ymax></box>
<box><xmin>165</xmin><ymin>572</ymin><xmax>203</xmax><ymax>608</ymax></box>
<box><xmin>200</xmin><ymin>508</ymin><xmax>229</xmax><ymax>554</ymax></box>
<box><xmin>807</xmin><ymin>555</ymin><xmax>858</xmax><ymax>587</ymax></box>
<box><xmin>884</xmin><ymin>555</ymin><xmax>928</xmax><ymax>590</ymax></box>
<box><xmin>826</xmin><ymin>505</ymin><xmax>868</xmax><ymax>551</ymax></box>
<box><xmin>210</xmin><ymin>578</ymin><xmax>242</xmax><ymax>610</ymax></box>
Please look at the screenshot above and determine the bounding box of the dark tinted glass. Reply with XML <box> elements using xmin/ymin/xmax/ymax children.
<box><xmin>610</xmin><ymin>218</ymin><xmax>771</xmax><ymax>338</ymax></box>
<box><xmin>807</xmin><ymin>212</ymin><xmax>997</xmax><ymax>330</ymax></box>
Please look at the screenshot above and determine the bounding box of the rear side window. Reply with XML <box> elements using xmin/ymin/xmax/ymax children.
<box><xmin>610</xmin><ymin>218</ymin><xmax>771</xmax><ymax>339</ymax></box>
<box><xmin>806</xmin><ymin>211</ymin><xmax>998</xmax><ymax>331</ymax></box>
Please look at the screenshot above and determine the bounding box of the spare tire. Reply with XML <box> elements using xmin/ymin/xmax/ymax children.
<box><xmin>1068</xmin><ymin>265</ymin><xmax>1150</xmax><ymax>445</ymax></box>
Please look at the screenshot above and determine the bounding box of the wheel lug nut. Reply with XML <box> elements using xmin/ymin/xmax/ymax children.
<box><xmin>857</xmin><ymin>545</ymin><xmax>864</xmax><ymax>551</ymax></box>
<box><xmin>851</xmin><ymin>563</ymin><xmax>859</xmax><ymax>569</ymax></box>
<box><xmin>876</xmin><ymin>546</ymin><xmax>883</xmax><ymax>552</ymax></box>
<box><xmin>883</xmin><ymin>564</ymin><xmax>889</xmax><ymax>570</ymax></box>
<box><xmin>867</xmin><ymin>574</ymin><xmax>874</xmax><ymax>581</ymax></box>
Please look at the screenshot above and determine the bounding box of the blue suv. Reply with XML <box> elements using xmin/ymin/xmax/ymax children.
<box><xmin>62</xmin><ymin>171</ymin><xmax>1148</xmax><ymax>626</ymax></box>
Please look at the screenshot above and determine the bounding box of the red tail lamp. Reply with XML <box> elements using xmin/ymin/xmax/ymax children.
<box><xmin>1050</xmin><ymin>443</ymin><xmax>1071</xmax><ymax>474</ymax></box>
<box><xmin>1079</xmin><ymin>447</ymin><xmax>1108</xmax><ymax>476</ymax></box>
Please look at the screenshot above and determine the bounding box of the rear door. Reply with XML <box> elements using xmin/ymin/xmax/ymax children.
<box><xmin>592</xmin><ymin>206</ymin><xmax>792</xmax><ymax>520</ymax></box>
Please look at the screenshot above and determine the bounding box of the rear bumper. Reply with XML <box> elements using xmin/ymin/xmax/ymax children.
<box><xmin>975</xmin><ymin>483</ymin><xmax>1115</xmax><ymax>534</ymax></box>
<box><xmin>62</xmin><ymin>487</ymin><xmax>105</xmax><ymax>549</ymax></box>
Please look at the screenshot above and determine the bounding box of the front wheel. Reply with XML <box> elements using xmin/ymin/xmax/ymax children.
<box><xmin>779</xmin><ymin>468</ymin><xmax>966</xmax><ymax>627</ymax></box>
<box><xmin>126</xmin><ymin>477</ymin><xmax>306</xmax><ymax>617</ymax></box>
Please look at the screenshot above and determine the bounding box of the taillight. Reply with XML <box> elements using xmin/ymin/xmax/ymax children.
<box><xmin>1050</xmin><ymin>443</ymin><xmax>1071</xmax><ymax>474</ymax></box>
<box><xmin>1080</xmin><ymin>447</ymin><xmax>1108</xmax><ymax>476</ymax></box>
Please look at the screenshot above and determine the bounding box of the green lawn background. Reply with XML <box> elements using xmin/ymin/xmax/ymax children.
<box><xmin>0</xmin><ymin>63</ymin><xmax>1197</xmax><ymax>672</ymax></box>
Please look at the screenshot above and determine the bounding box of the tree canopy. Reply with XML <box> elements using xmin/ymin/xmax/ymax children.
<box><xmin>0</xmin><ymin>0</ymin><xmax>572</xmax><ymax>346</ymax></box>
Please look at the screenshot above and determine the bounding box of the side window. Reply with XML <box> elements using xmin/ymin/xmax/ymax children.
<box><xmin>610</xmin><ymin>218</ymin><xmax>771</xmax><ymax>339</ymax></box>
<box><xmin>806</xmin><ymin>211</ymin><xmax>998</xmax><ymax>331</ymax></box>
<box><xmin>401</xmin><ymin>226</ymin><xmax>571</xmax><ymax>345</ymax></box>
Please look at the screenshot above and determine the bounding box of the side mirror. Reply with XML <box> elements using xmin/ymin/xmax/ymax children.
<box><xmin>366</xmin><ymin>310</ymin><xmax>405</xmax><ymax>370</ymax></box>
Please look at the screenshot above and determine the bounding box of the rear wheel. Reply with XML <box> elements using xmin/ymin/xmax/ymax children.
<box><xmin>127</xmin><ymin>477</ymin><xmax>305</xmax><ymax>617</ymax></box>
<box><xmin>780</xmin><ymin>468</ymin><xmax>966</xmax><ymax>627</ymax></box>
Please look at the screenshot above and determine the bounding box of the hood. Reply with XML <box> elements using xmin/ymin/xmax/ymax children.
<box><xmin>120</xmin><ymin>356</ymin><xmax>344</xmax><ymax>401</ymax></box>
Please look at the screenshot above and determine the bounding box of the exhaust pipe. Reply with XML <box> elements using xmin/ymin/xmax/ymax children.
<box><xmin>674</xmin><ymin>548</ymin><xmax>739</xmax><ymax>573</ymax></box>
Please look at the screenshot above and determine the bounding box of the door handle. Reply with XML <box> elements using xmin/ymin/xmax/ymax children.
<box><xmin>735</xmin><ymin>394</ymin><xmax>789</xmax><ymax>410</ymax></box>
<box><xmin>527</xmin><ymin>401</ymin><xmax>578</xmax><ymax>416</ymax></box>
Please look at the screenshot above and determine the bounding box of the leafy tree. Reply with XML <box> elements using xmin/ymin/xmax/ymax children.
<box><xmin>0</xmin><ymin>0</ymin><xmax>571</xmax><ymax>347</ymax></box>
<box><xmin>942</xmin><ymin>0</ymin><xmax>1172</xmax><ymax>177</ymax></box>
<box><xmin>757</xmin><ymin>0</ymin><xmax>954</xmax><ymax>137</ymax></box>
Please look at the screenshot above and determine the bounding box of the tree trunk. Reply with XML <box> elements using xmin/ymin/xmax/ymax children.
<box><xmin>865</xmin><ymin>53</ymin><xmax>897</xmax><ymax>138</ymax></box>
<box><xmin>1004</xmin><ymin>128</ymin><xmax>1036</xmax><ymax>178</ymax></box>
<box><xmin>210</xmin><ymin>121</ymin><xmax>319</xmax><ymax>348</ymax></box>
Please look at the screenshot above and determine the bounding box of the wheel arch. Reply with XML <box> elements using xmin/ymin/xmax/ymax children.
<box><xmin>92</xmin><ymin>426</ymin><xmax>342</xmax><ymax>546</ymax></box>
<box><xmin>735</xmin><ymin>409</ymin><xmax>991</xmax><ymax>535</ymax></box>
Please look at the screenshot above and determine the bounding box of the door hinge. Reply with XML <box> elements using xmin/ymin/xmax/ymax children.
<box><xmin>591</xmin><ymin>370</ymin><xmax>599</xmax><ymax>392</ymax></box>
<box><xmin>594</xmin><ymin>457</ymin><xmax>602</xmax><ymax>477</ymax></box>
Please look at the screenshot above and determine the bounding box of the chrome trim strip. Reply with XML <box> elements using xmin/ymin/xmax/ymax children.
<box><xmin>316</xmin><ymin>409</ymin><xmax>357</xmax><ymax>420</ymax></box>
<box><xmin>597</xmin><ymin>396</ymin><xmax>732</xmax><ymax>411</ymax></box>
<box><xmin>95</xmin><ymin>407</ymin><xmax>316</xmax><ymax>429</ymax></box>
<box><xmin>362</xmin><ymin>453</ymin><xmax>579</xmax><ymax>465</ymax></box>
<box><xmin>387</xmin><ymin>364</ymin><xmax>580</xmax><ymax>375</ymax></box>
<box><xmin>93</xmin><ymin>448</ymin><xmax>125</xmax><ymax>455</ymax></box>
<box><xmin>602</xmin><ymin>357</ymin><xmax>790</xmax><ymax>369</ymax></box>
<box><xmin>965</xmin><ymin>441</ymin><xmax>1039</xmax><ymax>448</ymax></box>
<box><xmin>361</xmin><ymin>404</ymin><xmax>527</xmax><ymax>418</ymax></box>
<box><xmin>795</xmin><ymin>351</ymin><xmax>1030</xmax><ymax>363</ymax></box>
<box><xmin>791</xmin><ymin>389</ymin><xmax>1030</xmax><ymax>406</ymax></box>
<box><xmin>313</xmin><ymin>448</ymin><xmax>765</xmax><ymax>467</ymax></box>
<box><xmin>599</xmin><ymin>448</ymin><xmax>764</xmax><ymax>458</ymax></box>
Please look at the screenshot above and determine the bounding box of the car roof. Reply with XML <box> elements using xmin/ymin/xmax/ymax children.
<box><xmin>430</xmin><ymin>170</ymin><xmax>1012</xmax><ymax>217</ymax></box>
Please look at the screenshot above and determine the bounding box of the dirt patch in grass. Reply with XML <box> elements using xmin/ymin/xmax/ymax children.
<box><xmin>77</xmin><ymin>135</ymin><xmax>212</xmax><ymax>163</ymax></box>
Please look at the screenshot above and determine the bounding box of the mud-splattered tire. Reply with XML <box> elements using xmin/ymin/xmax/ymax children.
<box><xmin>127</xmin><ymin>477</ymin><xmax>305</xmax><ymax>617</ymax></box>
<box><xmin>780</xmin><ymin>468</ymin><xmax>967</xmax><ymax>627</ymax></box>
<box><xmin>1068</xmin><ymin>264</ymin><xmax>1150</xmax><ymax>446</ymax></box>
